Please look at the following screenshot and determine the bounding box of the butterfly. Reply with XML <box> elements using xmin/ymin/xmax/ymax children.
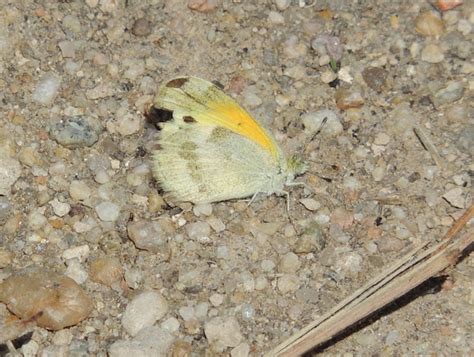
<box><xmin>151</xmin><ymin>76</ymin><xmax>307</xmax><ymax>206</ymax></box>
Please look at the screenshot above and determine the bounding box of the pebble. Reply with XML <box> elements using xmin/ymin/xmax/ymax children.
<box><xmin>231</xmin><ymin>343</ymin><xmax>250</xmax><ymax>357</ymax></box>
<box><xmin>62</xmin><ymin>14</ymin><xmax>81</xmax><ymax>33</ymax></box>
<box><xmin>0</xmin><ymin>248</ymin><xmax>12</xmax><ymax>268</ymax></box>
<box><xmin>338</xmin><ymin>251</ymin><xmax>363</xmax><ymax>273</ymax></box>
<box><xmin>274</xmin><ymin>0</ymin><xmax>291</xmax><ymax>11</ymax></box>
<box><xmin>69</xmin><ymin>180</ymin><xmax>92</xmax><ymax>201</ymax></box>
<box><xmin>268</xmin><ymin>11</ymin><xmax>285</xmax><ymax>24</ymax></box>
<box><xmin>115</xmin><ymin>113</ymin><xmax>142</xmax><ymax>136</ymax></box>
<box><xmin>283</xmin><ymin>35</ymin><xmax>307</xmax><ymax>59</ymax></box>
<box><xmin>415</xmin><ymin>11</ymin><xmax>445</xmax><ymax>36</ymax></box>
<box><xmin>179</xmin><ymin>306</ymin><xmax>195</xmax><ymax>321</ymax></box>
<box><xmin>50</xmin><ymin>198</ymin><xmax>71</xmax><ymax>217</ymax></box>
<box><xmin>277</xmin><ymin>274</ymin><xmax>301</xmax><ymax>293</ymax></box>
<box><xmin>278</xmin><ymin>252</ymin><xmax>301</xmax><ymax>273</ymax></box>
<box><xmin>335</xmin><ymin>88</ymin><xmax>365</xmax><ymax>110</ymax></box>
<box><xmin>127</xmin><ymin>220</ymin><xmax>169</xmax><ymax>253</ymax></box>
<box><xmin>299</xmin><ymin>198</ymin><xmax>321</xmax><ymax>211</ymax></box>
<box><xmin>58</xmin><ymin>40</ymin><xmax>76</xmax><ymax>58</ymax></box>
<box><xmin>456</xmin><ymin>126</ymin><xmax>473</xmax><ymax>155</ymax></box>
<box><xmin>242</xmin><ymin>86</ymin><xmax>263</xmax><ymax>108</ymax></box>
<box><xmin>312</xmin><ymin>34</ymin><xmax>343</xmax><ymax>61</ymax></box>
<box><xmin>0</xmin><ymin>194</ymin><xmax>11</xmax><ymax>221</ymax></box>
<box><xmin>210</xmin><ymin>293</ymin><xmax>224</xmax><ymax>307</ymax></box>
<box><xmin>0</xmin><ymin>268</ymin><xmax>93</xmax><ymax>330</ymax></box>
<box><xmin>28</xmin><ymin>210</ymin><xmax>48</xmax><ymax>230</ymax></box>
<box><xmin>187</xmin><ymin>0</ymin><xmax>218</xmax><ymax>13</ymax></box>
<box><xmin>89</xmin><ymin>257</ymin><xmax>124</xmax><ymax>287</ymax></box>
<box><xmin>193</xmin><ymin>203</ymin><xmax>213</xmax><ymax>217</ymax></box>
<box><xmin>294</xmin><ymin>229</ymin><xmax>324</xmax><ymax>254</ymax></box>
<box><xmin>374</xmin><ymin>132</ymin><xmax>391</xmax><ymax>145</ymax></box>
<box><xmin>18</xmin><ymin>147</ymin><xmax>43</xmax><ymax>167</ymax></box>
<box><xmin>62</xmin><ymin>245</ymin><xmax>90</xmax><ymax>262</ymax></box>
<box><xmin>21</xmin><ymin>340</ymin><xmax>39</xmax><ymax>356</ymax></box>
<box><xmin>207</xmin><ymin>216</ymin><xmax>226</xmax><ymax>232</ymax></box>
<box><xmin>320</xmin><ymin>70</ymin><xmax>337</xmax><ymax>84</ymax></box>
<box><xmin>122</xmin><ymin>291</ymin><xmax>169</xmax><ymax>336</ymax></box>
<box><xmin>362</xmin><ymin>67</ymin><xmax>387</xmax><ymax>92</ymax></box>
<box><xmin>204</xmin><ymin>316</ymin><xmax>243</xmax><ymax>348</ymax></box>
<box><xmin>330</xmin><ymin>207</ymin><xmax>354</xmax><ymax>229</ymax></box>
<box><xmin>0</xmin><ymin>157</ymin><xmax>21</xmax><ymax>195</ymax></box>
<box><xmin>109</xmin><ymin>326</ymin><xmax>174</xmax><ymax>356</ymax></box>
<box><xmin>377</xmin><ymin>236</ymin><xmax>404</xmax><ymax>253</ymax></box>
<box><xmin>131</xmin><ymin>18</ymin><xmax>152</xmax><ymax>37</ymax></box>
<box><xmin>32</xmin><ymin>73</ymin><xmax>61</xmax><ymax>105</ymax></box>
<box><xmin>185</xmin><ymin>221</ymin><xmax>211</xmax><ymax>240</ymax></box>
<box><xmin>385</xmin><ymin>330</ymin><xmax>400</xmax><ymax>345</ymax></box>
<box><xmin>433</xmin><ymin>81</ymin><xmax>464</xmax><ymax>106</ymax></box>
<box><xmin>421</xmin><ymin>44</ymin><xmax>444</xmax><ymax>63</ymax></box>
<box><xmin>301</xmin><ymin>109</ymin><xmax>343</xmax><ymax>137</ymax></box>
<box><xmin>95</xmin><ymin>201</ymin><xmax>120</xmax><ymax>221</ymax></box>
<box><xmin>65</xmin><ymin>259</ymin><xmax>88</xmax><ymax>284</ymax></box>
<box><xmin>162</xmin><ymin>317</ymin><xmax>180</xmax><ymax>333</ymax></box>
<box><xmin>442</xmin><ymin>187</ymin><xmax>465</xmax><ymax>208</ymax></box>
<box><xmin>50</xmin><ymin>116</ymin><xmax>101</xmax><ymax>148</ymax></box>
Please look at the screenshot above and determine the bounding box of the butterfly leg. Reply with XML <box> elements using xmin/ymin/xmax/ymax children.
<box><xmin>286</xmin><ymin>181</ymin><xmax>313</xmax><ymax>194</ymax></box>
<box><xmin>247</xmin><ymin>192</ymin><xmax>261</xmax><ymax>207</ymax></box>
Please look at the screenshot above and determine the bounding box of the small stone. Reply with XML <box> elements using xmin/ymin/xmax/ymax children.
<box><xmin>415</xmin><ymin>12</ymin><xmax>444</xmax><ymax>36</ymax></box>
<box><xmin>268</xmin><ymin>11</ymin><xmax>285</xmax><ymax>24</ymax></box>
<box><xmin>0</xmin><ymin>157</ymin><xmax>21</xmax><ymax>195</ymax></box>
<box><xmin>127</xmin><ymin>220</ymin><xmax>169</xmax><ymax>253</ymax></box>
<box><xmin>28</xmin><ymin>210</ymin><xmax>48</xmax><ymax>230</ymax></box>
<box><xmin>301</xmin><ymin>109</ymin><xmax>343</xmax><ymax>137</ymax></box>
<box><xmin>330</xmin><ymin>207</ymin><xmax>354</xmax><ymax>229</ymax></box>
<box><xmin>0</xmin><ymin>268</ymin><xmax>93</xmax><ymax>330</ymax></box>
<box><xmin>294</xmin><ymin>229</ymin><xmax>324</xmax><ymax>254</ymax></box>
<box><xmin>210</xmin><ymin>293</ymin><xmax>224</xmax><ymax>307</ymax></box>
<box><xmin>0</xmin><ymin>194</ymin><xmax>11</xmax><ymax>222</ymax></box>
<box><xmin>185</xmin><ymin>221</ymin><xmax>211</xmax><ymax>240</ymax></box>
<box><xmin>131</xmin><ymin>18</ymin><xmax>152</xmax><ymax>37</ymax></box>
<box><xmin>312</xmin><ymin>34</ymin><xmax>343</xmax><ymax>61</ymax></box>
<box><xmin>433</xmin><ymin>81</ymin><xmax>464</xmax><ymax>106</ymax></box>
<box><xmin>69</xmin><ymin>180</ymin><xmax>92</xmax><ymax>201</ymax></box>
<box><xmin>231</xmin><ymin>343</ymin><xmax>250</xmax><ymax>357</ymax></box>
<box><xmin>50</xmin><ymin>198</ymin><xmax>71</xmax><ymax>217</ymax></box>
<box><xmin>21</xmin><ymin>340</ymin><xmax>39</xmax><ymax>356</ymax></box>
<box><xmin>89</xmin><ymin>257</ymin><xmax>123</xmax><ymax>287</ymax></box>
<box><xmin>377</xmin><ymin>236</ymin><xmax>405</xmax><ymax>253</ymax></box>
<box><xmin>18</xmin><ymin>147</ymin><xmax>43</xmax><ymax>167</ymax></box>
<box><xmin>207</xmin><ymin>216</ymin><xmax>226</xmax><ymax>232</ymax></box>
<box><xmin>456</xmin><ymin>126</ymin><xmax>474</xmax><ymax>155</ymax></box>
<box><xmin>179</xmin><ymin>306</ymin><xmax>195</xmax><ymax>321</ymax></box>
<box><xmin>275</xmin><ymin>0</ymin><xmax>291</xmax><ymax>11</ymax></box>
<box><xmin>109</xmin><ymin>326</ymin><xmax>174</xmax><ymax>356</ymax></box>
<box><xmin>374</xmin><ymin>132</ymin><xmax>391</xmax><ymax>145</ymax></box>
<box><xmin>362</xmin><ymin>67</ymin><xmax>387</xmax><ymax>92</ymax></box>
<box><xmin>204</xmin><ymin>316</ymin><xmax>243</xmax><ymax>348</ymax></box>
<box><xmin>442</xmin><ymin>187</ymin><xmax>465</xmax><ymax>208</ymax></box>
<box><xmin>278</xmin><ymin>252</ymin><xmax>301</xmax><ymax>273</ymax></box>
<box><xmin>65</xmin><ymin>259</ymin><xmax>88</xmax><ymax>285</ymax></box>
<box><xmin>122</xmin><ymin>291</ymin><xmax>169</xmax><ymax>336</ymax></box>
<box><xmin>335</xmin><ymin>88</ymin><xmax>365</xmax><ymax>110</ymax></box>
<box><xmin>62</xmin><ymin>245</ymin><xmax>90</xmax><ymax>262</ymax></box>
<box><xmin>278</xmin><ymin>275</ymin><xmax>301</xmax><ymax>293</ymax></box>
<box><xmin>32</xmin><ymin>73</ymin><xmax>61</xmax><ymax>105</ymax></box>
<box><xmin>320</xmin><ymin>70</ymin><xmax>337</xmax><ymax>84</ymax></box>
<box><xmin>338</xmin><ymin>251</ymin><xmax>363</xmax><ymax>273</ymax></box>
<box><xmin>115</xmin><ymin>113</ymin><xmax>142</xmax><ymax>136</ymax></box>
<box><xmin>161</xmin><ymin>317</ymin><xmax>180</xmax><ymax>333</ymax></box>
<box><xmin>58</xmin><ymin>41</ymin><xmax>76</xmax><ymax>58</ymax></box>
<box><xmin>283</xmin><ymin>35</ymin><xmax>307</xmax><ymax>59</ymax></box>
<box><xmin>193</xmin><ymin>203</ymin><xmax>213</xmax><ymax>217</ymax></box>
<box><xmin>187</xmin><ymin>0</ymin><xmax>217</xmax><ymax>12</ymax></box>
<box><xmin>421</xmin><ymin>44</ymin><xmax>444</xmax><ymax>63</ymax></box>
<box><xmin>95</xmin><ymin>201</ymin><xmax>120</xmax><ymax>221</ymax></box>
<box><xmin>52</xmin><ymin>329</ymin><xmax>73</xmax><ymax>346</ymax></box>
<box><xmin>385</xmin><ymin>330</ymin><xmax>399</xmax><ymax>345</ymax></box>
<box><xmin>50</xmin><ymin>116</ymin><xmax>101</xmax><ymax>148</ymax></box>
<box><xmin>242</xmin><ymin>86</ymin><xmax>263</xmax><ymax>108</ymax></box>
<box><xmin>299</xmin><ymin>198</ymin><xmax>321</xmax><ymax>211</ymax></box>
<box><xmin>0</xmin><ymin>248</ymin><xmax>12</xmax><ymax>268</ymax></box>
<box><xmin>62</xmin><ymin>14</ymin><xmax>81</xmax><ymax>33</ymax></box>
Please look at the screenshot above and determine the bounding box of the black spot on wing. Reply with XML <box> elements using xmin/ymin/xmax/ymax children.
<box><xmin>211</xmin><ymin>80</ymin><xmax>225</xmax><ymax>90</ymax></box>
<box><xmin>166</xmin><ymin>78</ymin><xmax>188</xmax><ymax>88</ymax></box>
<box><xmin>183</xmin><ymin>115</ymin><xmax>197</xmax><ymax>123</ymax></box>
<box><xmin>146</xmin><ymin>107</ymin><xmax>173</xmax><ymax>127</ymax></box>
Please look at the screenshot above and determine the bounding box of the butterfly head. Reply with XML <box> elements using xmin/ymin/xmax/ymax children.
<box><xmin>285</xmin><ymin>154</ymin><xmax>308</xmax><ymax>182</ymax></box>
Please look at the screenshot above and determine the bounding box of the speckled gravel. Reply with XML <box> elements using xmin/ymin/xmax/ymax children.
<box><xmin>0</xmin><ymin>1</ymin><xmax>472</xmax><ymax>356</ymax></box>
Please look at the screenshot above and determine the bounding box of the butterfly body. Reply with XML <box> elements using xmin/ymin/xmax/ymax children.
<box><xmin>152</xmin><ymin>76</ymin><xmax>305</xmax><ymax>204</ymax></box>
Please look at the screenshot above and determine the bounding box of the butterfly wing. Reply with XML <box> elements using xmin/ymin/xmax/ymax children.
<box><xmin>153</xmin><ymin>76</ymin><xmax>280</xmax><ymax>160</ymax></box>
<box><xmin>152</xmin><ymin>76</ymin><xmax>286</xmax><ymax>203</ymax></box>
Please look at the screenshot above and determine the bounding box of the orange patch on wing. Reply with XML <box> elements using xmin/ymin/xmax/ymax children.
<box><xmin>211</xmin><ymin>101</ymin><xmax>278</xmax><ymax>159</ymax></box>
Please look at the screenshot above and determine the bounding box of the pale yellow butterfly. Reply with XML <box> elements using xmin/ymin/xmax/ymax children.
<box><xmin>151</xmin><ymin>76</ymin><xmax>307</xmax><ymax>205</ymax></box>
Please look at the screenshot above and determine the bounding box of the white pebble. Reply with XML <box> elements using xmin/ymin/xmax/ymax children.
<box><xmin>32</xmin><ymin>73</ymin><xmax>61</xmax><ymax>105</ymax></box>
<box><xmin>299</xmin><ymin>198</ymin><xmax>321</xmax><ymax>211</ymax></box>
<box><xmin>231</xmin><ymin>343</ymin><xmax>250</xmax><ymax>357</ymax></box>
<box><xmin>0</xmin><ymin>157</ymin><xmax>21</xmax><ymax>195</ymax></box>
<box><xmin>274</xmin><ymin>0</ymin><xmax>291</xmax><ymax>11</ymax></box>
<box><xmin>442</xmin><ymin>187</ymin><xmax>465</xmax><ymax>208</ymax></box>
<box><xmin>122</xmin><ymin>291</ymin><xmax>169</xmax><ymax>336</ymax></box>
<box><xmin>204</xmin><ymin>316</ymin><xmax>243</xmax><ymax>348</ymax></box>
<box><xmin>50</xmin><ymin>198</ymin><xmax>71</xmax><ymax>217</ymax></box>
<box><xmin>62</xmin><ymin>245</ymin><xmax>90</xmax><ymax>262</ymax></box>
<box><xmin>161</xmin><ymin>317</ymin><xmax>180</xmax><ymax>333</ymax></box>
<box><xmin>268</xmin><ymin>11</ymin><xmax>285</xmax><ymax>24</ymax></box>
<box><xmin>69</xmin><ymin>180</ymin><xmax>92</xmax><ymax>201</ymax></box>
<box><xmin>301</xmin><ymin>109</ymin><xmax>343</xmax><ymax>137</ymax></box>
<box><xmin>95</xmin><ymin>201</ymin><xmax>120</xmax><ymax>221</ymax></box>
<box><xmin>210</xmin><ymin>293</ymin><xmax>224</xmax><ymax>307</ymax></box>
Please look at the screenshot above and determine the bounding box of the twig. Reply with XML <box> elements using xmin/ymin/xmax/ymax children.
<box><xmin>268</xmin><ymin>205</ymin><xmax>473</xmax><ymax>356</ymax></box>
<box><xmin>413</xmin><ymin>125</ymin><xmax>444</xmax><ymax>169</ymax></box>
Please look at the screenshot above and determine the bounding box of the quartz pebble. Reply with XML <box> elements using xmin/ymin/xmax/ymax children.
<box><xmin>204</xmin><ymin>316</ymin><xmax>243</xmax><ymax>348</ymax></box>
<box><xmin>415</xmin><ymin>12</ymin><xmax>444</xmax><ymax>36</ymax></box>
<box><xmin>109</xmin><ymin>326</ymin><xmax>174</xmax><ymax>356</ymax></box>
<box><xmin>89</xmin><ymin>257</ymin><xmax>123</xmax><ymax>287</ymax></box>
<box><xmin>131</xmin><ymin>18</ymin><xmax>152</xmax><ymax>37</ymax></box>
<box><xmin>187</xmin><ymin>0</ymin><xmax>217</xmax><ymax>12</ymax></box>
<box><xmin>442</xmin><ymin>187</ymin><xmax>465</xmax><ymax>208</ymax></box>
<box><xmin>185</xmin><ymin>221</ymin><xmax>211</xmax><ymax>240</ymax></box>
<box><xmin>278</xmin><ymin>252</ymin><xmax>301</xmax><ymax>273</ymax></box>
<box><xmin>50</xmin><ymin>117</ymin><xmax>101</xmax><ymax>148</ymax></box>
<box><xmin>301</xmin><ymin>109</ymin><xmax>343</xmax><ymax>137</ymax></box>
<box><xmin>0</xmin><ymin>157</ymin><xmax>21</xmax><ymax>195</ymax></box>
<box><xmin>300</xmin><ymin>198</ymin><xmax>321</xmax><ymax>211</ymax></box>
<box><xmin>122</xmin><ymin>291</ymin><xmax>169</xmax><ymax>336</ymax></box>
<box><xmin>421</xmin><ymin>44</ymin><xmax>444</xmax><ymax>63</ymax></box>
<box><xmin>275</xmin><ymin>0</ymin><xmax>291</xmax><ymax>11</ymax></box>
<box><xmin>127</xmin><ymin>220</ymin><xmax>169</xmax><ymax>253</ymax></box>
<box><xmin>95</xmin><ymin>201</ymin><xmax>120</xmax><ymax>221</ymax></box>
<box><xmin>69</xmin><ymin>180</ymin><xmax>92</xmax><ymax>201</ymax></box>
<box><xmin>50</xmin><ymin>198</ymin><xmax>71</xmax><ymax>217</ymax></box>
<box><xmin>277</xmin><ymin>274</ymin><xmax>301</xmax><ymax>293</ymax></box>
<box><xmin>32</xmin><ymin>73</ymin><xmax>61</xmax><ymax>105</ymax></box>
<box><xmin>0</xmin><ymin>268</ymin><xmax>93</xmax><ymax>330</ymax></box>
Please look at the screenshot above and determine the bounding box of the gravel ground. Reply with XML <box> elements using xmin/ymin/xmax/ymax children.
<box><xmin>0</xmin><ymin>0</ymin><xmax>472</xmax><ymax>355</ymax></box>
